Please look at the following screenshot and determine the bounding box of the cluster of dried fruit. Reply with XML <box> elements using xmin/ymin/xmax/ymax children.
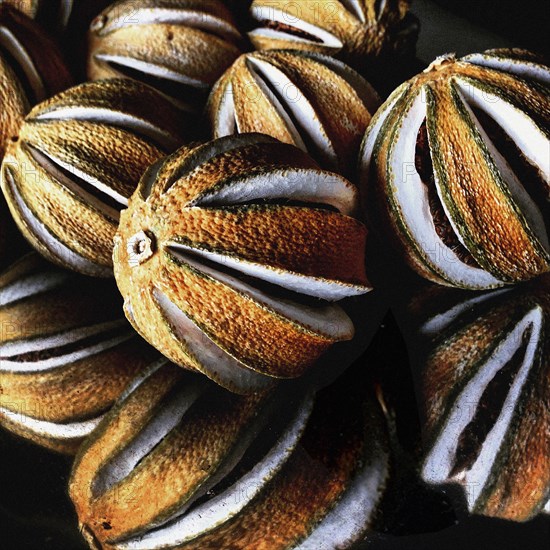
<box><xmin>0</xmin><ymin>0</ymin><xmax>548</xmax><ymax>547</ymax></box>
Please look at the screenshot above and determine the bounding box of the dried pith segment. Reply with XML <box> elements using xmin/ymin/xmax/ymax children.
<box><xmin>248</xmin><ymin>0</ymin><xmax>419</xmax><ymax>71</ymax></box>
<box><xmin>411</xmin><ymin>276</ymin><xmax>550</xmax><ymax>521</ymax></box>
<box><xmin>69</xmin><ymin>362</ymin><xmax>390</xmax><ymax>549</ymax></box>
<box><xmin>0</xmin><ymin>254</ymin><xmax>162</xmax><ymax>454</ymax></box>
<box><xmin>0</xmin><ymin>79</ymin><xmax>190</xmax><ymax>277</ymax></box>
<box><xmin>113</xmin><ymin>133</ymin><xmax>371</xmax><ymax>392</ymax></box>
<box><xmin>87</xmin><ymin>0</ymin><xmax>243</xmax><ymax>112</ymax></box>
<box><xmin>0</xmin><ymin>5</ymin><xmax>72</xmax><ymax>158</ymax></box>
<box><xmin>359</xmin><ymin>49</ymin><xmax>550</xmax><ymax>290</ymax></box>
<box><xmin>208</xmin><ymin>49</ymin><xmax>380</xmax><ymax>176</ymax></box>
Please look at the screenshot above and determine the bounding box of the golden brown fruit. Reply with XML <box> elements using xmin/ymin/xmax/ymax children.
<box><xmin>69</xmin><ymin>361</ymin><xmax>389</xmax><ymax>549</ymax></box>
<box><xmin>87</xmin><ymin>0</ymin><xmax>243</xmax><ymax>112</ymax></box>
<box><xmin>360</xmin><ymin>49</ymin><xmax>550</xmax><ymax>290</ymax></box>
<box><xmin>0</xmin><ymin>253</ymin><xmax>162</xmax><ymax>454</ymax></box>
<box><xmin>207</xmin><ymin>49</ymin><xmax>380</xmax><ymax>176</ymax></box>
<box><xmin>113</xmin><ymin>133</ymin><xmax>371</xmax><ymax>393</ymax></box>
<box><xmin>0</xmin><ymin>5</ymin><xmax>72</xmax><ymax>159</ymax></box>
<box><xmin>248</xmin><ymin>0</ymin><xmax>419</xmax><ymax>71</ymax></box>
<box><xmin>0</xmin><ymin>79</ymin><xmax>190</xmax><ymax>277</ymax></box>
<box><xmin>408</xmin><ymin>277</ymin><xmax>550</xmax><ymax>522</ymax></box>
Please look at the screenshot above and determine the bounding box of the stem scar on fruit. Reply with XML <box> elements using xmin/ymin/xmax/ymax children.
<box><xmin>127</xmin><ymin>230</ymin><xmax>155</xmax><ymax>267</ymax></box>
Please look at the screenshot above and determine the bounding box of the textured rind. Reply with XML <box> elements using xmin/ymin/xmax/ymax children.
<box><xmin>114</xmin><ymin>134</ymin><xmax>371</xmax><ymax>391</ymax></box>
<box><xmin>87</xmin><ymin>0</ymin><xmax>242</xmax><ymax>111</ymax></box>
<box><xmin>0</xmin><ymin>253</ymin><xmax>160</xmax><ymax>454</ymax></box>
<box><xmin>360</xmin><ymin>49</ymin><xmax>550</xmax><ymax>289</ymax></box>
<box><xmin>0</xmin><ymin>79</ymin><xmax>189</xmax><ymax>276</ymax></box>
<box><xmin>0</xmin><ymin>5</ymin><xmax>72</xmax><ymax>158</ymax></box>
<box><xmin>69</xmin><ymin>362</ymin><xmax>389</xmax><ymax>549</ymax></box>
<box><xmin>248</xmin><ymin>0</ymin><xmax>418</xmax><ymax>70</ymax></box>
<box><xmin>413</xmin><ymin>276</ymin><xmax>550</xmax><ymax>521</ymax></box>
<box><xmin>207</xmin><ymin>49</ymin><xmax>377</xmax><ymax>176</ymax></box>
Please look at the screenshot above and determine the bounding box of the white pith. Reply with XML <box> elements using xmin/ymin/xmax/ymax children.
<box><xmin>3</xmin><ymin>168</ymin><xmax>112</xmax><ymax>276</ymax></box>
<box><xmin>100</xmin><ymin>8</ymin><xmax>240</xmax><ymax>42</ymax></box>
<box><xmin>0</xmin><ymin>271</ymin><xmax>70</xmax><ymax>307</ymax></box>
<box><xmin>166</xmin><ymin>249</ymin><xmax>354</xmax><ymax>340</ymax></box>
<box><xmin>0</xmin><ymin>406</ymin><xmax>103</xmax><ymax>439</ymax></box>
<box><xmin>422</xmin><ymin>306</ymin><xmax>543</xmax><ymax>511</ymax></box>
<box><xmin>455</xmin><ymin>76</ymin><xmax>549</xmax><ymax>201</ymax></box>
<box><xmin>194</xmin><ymin>169</ymin><xmax>358</xmax><ymax>216</ymax></box>
<box><xmin>296</xmin><ymin>435</ymin><xmax>388</xmax><ymax>549</ymax></box>
<box><xmin>34</xmin><ymin>107</ymin><xmax>180</xmax><ymax>150</ymax></box>
<box><xmin>358</xmin><ymin>84</ymin><xmax>406</xmax><ymax>188</ymax></box>
<box><xmin>212</xmin><ymin>80</ymin><xmax>237</xmax><ymax>136</ymax></box>
<box><xmin>59</xmin><ymin>0</ymin><xmax>74</xmax><ymax>29</ymax></box>
<box><xmin>0</xmin><ymin>320</ymin><xmax>133</xmax><ymax>373</ymax></box>
<box><xmin>462</xmin><ymin>53</ymin><xmax>550</xmax><ymax>85</ymax></box>
<box><xmin>340</xmin><ymin>0</ymin><xmax>368</xmax><ymax>22</ymax></box>
<box><xmin>0</xmin><ymin>27</ymin><xmax>46</xmax><ymax>100</ymax></box>
<box><xmin>91</xmin><ymin>381</ymin><xmax>206</xmax><ymax>497</ymax></box>
<box><xmin>389</xmin><ymin>88</ymin><xmax>502</xmax><ymax>288</ymax></box>
<box><xmin>165</xmin><ymin>134</ymin><xmax>276</xmax><ymax>191</ymax></box>
<box><xmin>242</xmin><ymin>57</ymin><xmax>307</xmax><ymax>152</ymax></box>
<box><xmin>26</xmin><ymin>145</ymin><xmax>127</xmax><ymax>218</ymax></box>
<box><xmin>246</xmin><ymin>56</ymin><xmax>337</xmax><ymax>166</ymax></box>
<box><xmin>153</xmin><ymin>289</ymin><xmax>274</xmax><ymax>392</ymax></box>
<box><xmin>116</xmin><ymin>395</ymin><xmax>315</xmax><ymax>549</ymax></box>
<box><xmin>452</xmin><ymin>83</ymin><xmax>550</xmax><ymax>255</ymax></box>
<box><xmin>164</xmin><ymin>243</ymin><xmax>370</xmax><ymax>301</ymax></box>
<box><xmin>95</xmin><ymin>54</ymin><xmax>210</xmax><ymax>89</ymax></box>
<box><xmin>306</xmin><ymin>52</ymin><xmax>381</xmax><ymax>113</ymax></box>
<box><xmin>249</xmin><ymin>6</ymin><xmax>343</xmax><ymax>48</ymax></box>
<box><xmin>420</xmin><ymin>288</ymin><xmax>511</xmax><ymax>337</ymax></box>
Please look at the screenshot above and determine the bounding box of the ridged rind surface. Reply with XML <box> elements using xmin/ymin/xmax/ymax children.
<box><xmin>0</xmin><ymin>253</ymin><xmax>161</xmax><ymax>454</ymax></box>
<box><xmin>0</xmin><ymin>5</ymin><xmax>72</xmax><ymax>158</ymax></box>
<box><xmin>359</xmin><ymin>49</ymin><xmax>550</xmax><ymax>289</ymax></box>
<box><xmin>87</xmin><ymin>0</ymin><xmax>243</xmax><ymax>111</ymax></box>
<box><xmin>0</xmin><ymin>79</ymin><xmax>190</xmax><ymax>276</ymax></box>
<box><xmin>114</xmin><ymin>134</ymin><xmax>371</xmax><ymax>392</ymax></box>
<box><xmin>411</xmin><ymin>276</ymin><xmax>550</xmax><ymax>521</ymax></box>
<box><xmin>248</xmin><ymin>0</ymin><xmax>418</xmax><ymax>70</ymax></box>
<box><xmin>69</xmin><ymin>363</ymin><xmax>390</xmax><ymax>549</ymax></box>
<box><xmin>208</xmin><ymin>49</ymin><xmax>379</xmax><ymax>176</ymax></box>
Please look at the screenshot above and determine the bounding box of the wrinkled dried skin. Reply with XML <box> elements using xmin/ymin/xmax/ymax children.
<box><xmin>0</xmin><ymin>79</ymin><xmax>189</xmax><ymax>276</ymax></box>
<box><xmin>69</xmin><ymin>362</ymin><xmax>389</xmax><ymax>549</ymax></box>
<box><xmin>359</xmin><ymin>49</ymin><xmax>550</xmax><ymax>290</ymax></box>
<box><xmin>114</xmin><ymin>134</ymin><xmax>371</xmax><ymax>392</ymax></box>
<box><xmin>0</xmin><ymin>5</ymin><xmax>72</xmax><ymax>157</ymax></box>
<box><xmin>208</xmin><ymin>49</ymin><xmax>379</xmax><ymax>176</ymax></box>
<box><xmin>0</xmin><ymin>254</ymin><xmax>161</xmax><ymax>454</ymax></box>
<box><xmin>248</xmin><ymin>0</ymin><xmax>418</xmax><ymax>69</ymax></box>
<box><xmin>87</xmin><ymin>0</ymin><xmax>242</xmax><ymax>111</ymax></box>
<box><xmin>417</xmin><ymin>278</ymin><xmax>550</xmax><ymax>521</ymax></box>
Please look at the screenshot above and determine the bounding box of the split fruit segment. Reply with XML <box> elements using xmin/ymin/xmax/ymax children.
<box><xmin>87</xmin><ymin>0</ymin><xmax>243</xmax><ymax>112</ymax></box>
<box><xmin>0</xmin><ymin>78</ymin><xmax>191</xmax><ymax>277</ymax></box>
<box><xmin>360</xmin><ymin>48</ymin><xmax>550</xmax><ymax>290</ymax></box>
<box><xmin>69</xmin><ymin>361</ymin><xmax>390</xmax><ymax>549</ymax></box>
<box><xmin>408</xmin><ymin>276</ymin><xmax>550</xmax><ymax>522</ymax></box>
<box><xmin>113</xmin><ymin>133</ymin><xmax>372</xmax><ymax>393</ymax></box>
<box><xmin>0</xmin><ymin>253</ymin><xmax>162</xmax><ymax>455</ymax></box>
<box><xmin>248</xmin><ymin>0</ymin><xmax>419</xmax><ymax>72</ymax></box>
<box><xmin>0</xmin><ymin>4</ymin><xmax>72</xmax><ymax>159</ymax></box>
<box><xmin>208</xmin><ymin>49</ymin><xmax>380</xmax><ymax>177</ymax></box>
